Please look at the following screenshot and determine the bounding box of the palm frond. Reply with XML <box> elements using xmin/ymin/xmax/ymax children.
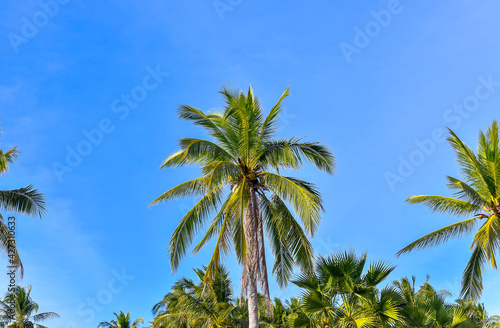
<box><xmin>446</xmin><ymin>176</ymin><xmax>489</xmax><ymax>209</ymax></box>
<box><xmin>0</xmin><ymin>185</ymin><xmax>46</xmax><ymax>218</ymax></box>
<box><xmin>397</xmin><ymin>218</ymin><xmax>480</xmax><ymax>256</ymax></box>
<box><xmin>406</xmin><ymin>195</ymin><xmax>483</xmax><ymax>217</ymax></box>
<box><xmin>0</xmin><ymin>146</ymin><xmax>20</xmax><ymax>174</ymax></box>
<box><xmin>258</xmin><ymin>87</ymin><xmax>290</xmax><ymax>143</ymax></box>
<box><xmin>448</xmin><ymin>129</ymin><xmax>497</xmax><ymax>200</ymax></box>
<box><xmin>168</xmin><ymin>185</ymin><xmax>224</xmax><ymax>271</ymax></box>
<box><xmin>461</xmin><ymin>245</ymin><xmax>487</xmax><ymax>301</ymax></box>
<box><xmin>160</xmin><ymin>138</ymin><xmax>234</xmax><ymax>169</ymax></box>
<box><xmin>31</xmin><ymin>312</ymin><xmax>60</xmax><ymax>322</ymax></box>
<box><xmin>261</xmin><ymin>173</ymin><xmax>322</xmax><ymax>236</ymax></box>
<box><xmin>472</xmin><ymin>215</ymin><xmax>500</xmax><ymax>269</ymax></box>
<box><xmin>256</xmin><ymin>138</ymin><xmax>335</xmax><ymax>174</ymax></box>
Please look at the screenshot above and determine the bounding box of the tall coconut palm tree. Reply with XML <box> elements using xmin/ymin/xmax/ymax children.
<box><xmin>290</xmin><ymin>250</ymin><xmax>402</xmax><ymax>328</ymax></box>
<box><xmin>0</xmin><ymin>125</ymin><xmax>46</xmax><ymax>276</ymax></box>
<box><xmin>398</xmin><ymin>120</ymin><xmax>500</xmax><ymax>301</ymax></box>
<box><xmin>0</xmin><ymin>285</ymin><xmax>59</xmax><ymax>328</ymax></box>
<box><xmin>151</xmin><ymin>86</ymin><xmax>335</xmax><ymax>327</ymax></box>
<box><xmin>99</xmin><ymin>311</ymin><xmax>144</xmax><ymax>328</ymax></box>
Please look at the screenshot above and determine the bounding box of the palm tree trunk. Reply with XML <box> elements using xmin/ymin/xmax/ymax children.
<box><xmin>244</xmin><ymin>188</ymin><xmax>260</xmax><ymax>328</ymax></box>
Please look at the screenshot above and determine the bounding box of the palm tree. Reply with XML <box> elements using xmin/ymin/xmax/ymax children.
<box><xmin>152</xmin><ymin>266</ymin><xmax>247</xmax><ymax>328</ymax></box>
<box><xmin>392</xmin><ymin>277</ymin><xmax>495</xmax><ymax>328</ymax></box>
<box><xmin>398</xmin><ymin>120</ymin><xmax>500</xmax><ymax>301</ymax></box>
<box><xmin>259</xmin><ymin>297</ymin><xmax>291</xmax><ymax>328</ymax></box>
<box><xmin>290</xmin><ymin>250</ymin><xmax>402</xmax><ymax>328</ymax></box>
<box><xmin>455</xmin><ymin>301</ymin><xmax>500</xmax><ymax>328</ymax></box>
<box><xmin>99</xmin><ymin>311</ymin><xmax>144</xmax><ymax>328</ymax></box>
<box><xmin>151</xmin><ymin>86</ymin><xmax>335</xmax><ymax>327</ymax></box>
<box><xmin>0</xmin><ymin>125</ymin><xmax>46</xmax><ymax>275</ymax></box>
<box><xmin>0</xmin><ymin>285</ymin><xmax>59</xmax><ymax>328</ymax></box>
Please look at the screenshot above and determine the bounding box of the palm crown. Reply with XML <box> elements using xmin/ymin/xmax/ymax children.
<box><xmin>99</xmin><ymin>311</ymin><xmax>144</xmax><ymax>328</ymax></box>
<box><xmin>0</xmin><ymin>286</ymin><xmax>59</xmax><ymax>328</ymax></box>
<box><xmin>398</xmin><ymin>120</ymin><xmax>500</xmax><ymax>301</ymax></box>
<box><xmin>152</xmin><ymin>266</ymin><xmax>248</xmax><ymax>328</ymax></box>
<box><xmin>290</xmin><ymin>250</ymin><xmax>401</xmax><ymax>328</ymax></box>
<box><xmin>151</xmin><ymin>86</ymin><xmax>335</xmax><ymax>326</ymax></box>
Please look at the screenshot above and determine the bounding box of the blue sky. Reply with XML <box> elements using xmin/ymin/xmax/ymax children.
<box><xmin>1</xmin><ymin>0</ymin><xmax>500</xmax><ymax>326</ymax></box>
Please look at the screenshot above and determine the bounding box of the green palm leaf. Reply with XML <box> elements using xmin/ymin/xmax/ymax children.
<box><xmin>0</xmin><ymin>186</ymin><xmax>46</xmax><ymax>218</ymax></box>
<box><xmin>397</xmin><ymin>218</ymin><xmax>481</xmax><ymax>255</ymax></box>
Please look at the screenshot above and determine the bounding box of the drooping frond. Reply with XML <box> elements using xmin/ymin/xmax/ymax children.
<box><xmin>168</xmin><ymin>185</ymin><xmax>225</xmax><ymax>271</ymax></box>
<box><xmin>461</xmin><ymin>245</ymin><xmax>487</xmax><ymax>301</ymax></box>
<box><xmin>473</xmin><ymin>215</ymin><xmax>500</xmax><ymax>269</ymax></box>
<box><xmin>261</xmin><ymin>193</ymin><xmax>314</xmax><ymax>287</ymax></box>
<box><xmin>0</xmin><ymin>185</ymin><xmax>47</xmax><ymax>218</ymax></box>
<box><xmin>261</xmin><ymin>173</ymin><xmax>323</xmax><ymax>236</ymax></box>
<box><xmin>202</xmin><ymin>197</ymin><xmax>239</xmax><ymax>285</ymax></box>
<box><xmin>260</xmin><ymin>195</ymin><xmax>294</xmax><ymax>288</ymax></box>
<box><xmin>0</xmin><ymin>221</ymin><xmax>23</xmax><ymax>278</ymax></box>
<box><xmin>397</xmin><ymin>218</ymin><xmax>480</xmax><ymax>256</ymax></box>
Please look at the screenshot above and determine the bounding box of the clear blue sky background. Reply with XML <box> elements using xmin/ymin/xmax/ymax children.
<box><xmin>1</xmin><ymin>0</ymin><xmax>500</xmax><ymax>327</ymax></box>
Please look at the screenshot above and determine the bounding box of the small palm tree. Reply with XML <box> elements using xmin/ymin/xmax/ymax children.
<box><xmin>99</xmin><ymin>311</ymin><xmax>144</xmax><ymax>328</ymax></box>
<box><xmin>398</xmin><ymin>120</ymin><xmax>500</xmax><ymax>301</ymax></box>
<box><xmin>151</xmin><ymin>86</ymin><xmax>335</xmax><ymax>327</ymax></box>
<box><xmin>392</xmin><ymin>277</ymin><xmax>494</xmax><ymax>328</ymax></box>
<box><xmin>0</xmin><ymin>125</ymin><xmax>46</xmax><ymax>275</ymax></box>
<box><xmin>291</xmin><ymin>250</ymin><xmax>402</xmax><ymax>328</ymax></box>
<box><xmin>0</xmin><ymin>285</ymin><xmax>59</xmax><ymax>328</ymax></box>
<box><xmin>152</xmin><ymin>266</ymin><xmax>243</xmax><ymax>328</ymax></box>
<box><xmin>259</xmin><ymin>297</ymin><xmax>291</xmax><ymax>328</ymax></box>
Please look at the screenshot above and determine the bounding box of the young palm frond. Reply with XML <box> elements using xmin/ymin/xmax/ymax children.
<box><xmin>398</xmin><ymin>120</ymin><xmax>500</xmax><ymax>301</ymax></box>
